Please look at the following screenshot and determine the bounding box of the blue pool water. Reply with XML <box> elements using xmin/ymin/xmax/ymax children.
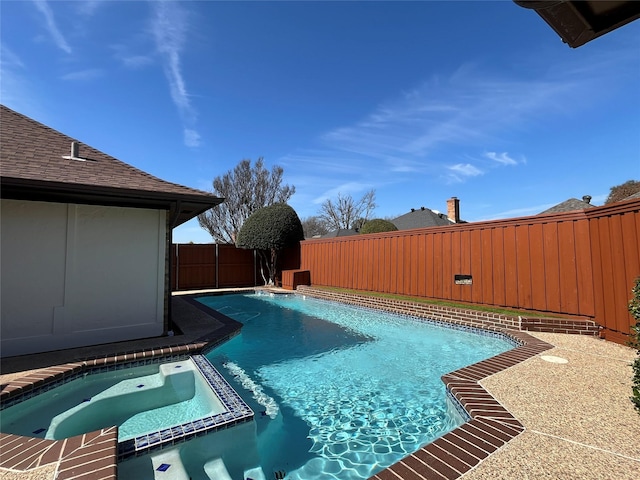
<box><xmin>198</xmin><ymin>292</ymin><xmax>514</xmax><ymax>480</ymax></box>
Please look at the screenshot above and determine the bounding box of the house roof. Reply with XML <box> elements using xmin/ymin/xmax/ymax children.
<box><xmin>392</xmin><ymin>207</ymin><xmax>453</xmax><ymax>230</ymax></box>
<box><xmin>320</xmin><ymin>228</ymin><xmax>360</xmax><ymax>238</ymax></box>
<box><xmin>0</xmin><ymin>105</ymin><xmax>222</xmax><ymax>227</ymax></box>
<box><xmin>539</xmin><ymin>197</ymin><xmax>597</xmax><ymax>214</ymax></box>
<box><xmin>514</xmin><ymin>1</ymin><xmax>640</xmax><ymax>48</ymax></box>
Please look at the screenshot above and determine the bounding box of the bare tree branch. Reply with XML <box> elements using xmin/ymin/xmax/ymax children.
<box><xmin>319</xmin><ymin>189</ymin><xmax>377</xmax><ymax>230</ymax></box>
<box><xmin>197</xmin><ymin>158</ymin><xmax>295</xmax><ymax>243</ymax></box>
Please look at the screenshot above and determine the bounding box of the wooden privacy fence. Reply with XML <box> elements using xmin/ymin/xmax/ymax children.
<box><xmin>300</xmin><ymin>198</ymin><xmax>640</xmax><ymax>344</ymax></box>
<box><xmin>171</xmin><ymin>244</ymin><xmax>257</xmax><ymax>291</ymax></box>
<box><xmin>171</xmin><ymin>243</ymin><xmax>302</xmax><ymax>291</ymax></box>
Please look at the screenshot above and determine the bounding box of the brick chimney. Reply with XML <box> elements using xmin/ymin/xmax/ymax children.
<box><xmin>447</xmin><ymin>197</ymin><xmax>460</xmax><ymax>223</ymax></box>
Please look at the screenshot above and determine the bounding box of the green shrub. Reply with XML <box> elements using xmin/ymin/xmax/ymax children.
<box><xmin>236</xmin><ymin>203</ymin><xmax>303</xmax><ymax>285</ymax></box>
<box><xmin>360</xmin><ymin>219</ymin><xmax>398</xmax><ymax>234</ymax></box>
<box><xmin>629</xmin><ymin>277</ymin><xmax>640</xmax><ymax>413</ymax></box>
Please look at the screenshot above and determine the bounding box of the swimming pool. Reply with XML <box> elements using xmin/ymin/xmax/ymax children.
<box><xmin>196</xmin><ymin>292</ymin><xmax>515</xmax><ymax>479</ymax></box>
<box><xmin>0</xmin><ymin>359</ymin><xmax>225</xmax><ymax>442</ymax></box>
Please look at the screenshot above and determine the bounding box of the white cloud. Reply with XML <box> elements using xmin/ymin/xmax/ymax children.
<box><xmin>76</xmin><ymin>0</ymin><xmax>105</xmax><ymax>17</ymax></box>
<box><xmin>32</xmin><ymin>0</ymin><xmax>72</xmax><ymax>54</ymax></box>
<box><xmin>184</xmin><ymin>128</ymin><xmax>201</xmax><ymax>148</ymax></box>
<box><xmin>111</xmin><ymin>44</ymin><xmax>154</xmax><ymax>69</ymax></box>
<box><xmin>0</xmin><ymin>45</ymin><xmax>41</xmax><ymax>116</ymax></box>
<box><xmin>449</xmin><ymin>163</ymin><xmax>483</xmax><ymax>177</ymax></box>
<box><xmin>150</xmin><ymin>1</ymin><xmax>199</xmax><ymax>147</ymax></box>
<box><xmin>60</xmin><ymin>69</ymin><xmax>103</xmax><ymax>81</ymax></box>
<box><xmin>484</xmin><ymin>151</ymin><xmax>519</xmax><ymax>166</ymax></box>
<box><xmin>313</xmin><ymin>182</ymin><xmax>374</xmax><ymax>205</ymax></box>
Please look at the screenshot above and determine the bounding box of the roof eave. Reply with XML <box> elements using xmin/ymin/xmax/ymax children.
<box><xmin>514</xmin><ymin>0</ymin><xmax>640</xmax><ymax>48</ymax></box>
<box><xmin>0</xmin><ymin>177</ymin><xmax>223</xmax><ymax>227</ymax></box>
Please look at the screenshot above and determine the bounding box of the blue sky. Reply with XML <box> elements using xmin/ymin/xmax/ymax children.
<box><xmin>2</xmin><ymin>1</ymin><xmax>639</xmax><ymax>243</ymax></box>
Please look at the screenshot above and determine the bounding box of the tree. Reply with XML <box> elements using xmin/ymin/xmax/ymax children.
<box><xmin>319</xmin><ymin>189</ymin><xmax>376</xmax><ymax>231</ymax></box>
<box><xmin>236</xmin><ymin>203</ymin><xmax>304</xmax><ymax>285</ymax></box>
<box><xmin>605</xmin><ymin>180</ymin><xmax>640</xmax><ymax>204</ymax></box>
<box><xmin>301</xmin><ymin>216</ymin><xmax>330</xmax><ymax>238</ymax></box>
<box><xmin>198</xmin><ymin>158</ymin><xmax>295</xmax><ymax>243</ymax></box>
<box><xmin>360</xmin><ymin>218</ymin><xmax>398</xmax><ymax>234</ymax></box>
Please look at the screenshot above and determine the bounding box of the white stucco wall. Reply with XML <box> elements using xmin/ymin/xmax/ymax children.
<box><xmin>1</xmin><ymin>199</ymin><xmax>167</xmax><ymax>357</ymax></box>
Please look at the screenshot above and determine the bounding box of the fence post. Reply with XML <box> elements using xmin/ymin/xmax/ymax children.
<box><xmin>215</xmin><ymin>243</ymin><xmax>219</xmax><ymax>289</ymax></box>
<box><xmin>175</xmin><ymin>244</ymin><xmax>179</xmax><ymax>291</ymax></box>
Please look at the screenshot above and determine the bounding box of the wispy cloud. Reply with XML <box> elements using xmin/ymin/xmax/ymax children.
<box><xmin>484</xmin><ymin>151</ymin><xmax>518</xmax><ymax>166</ymax></box>
<box><xmin>76</xmin><ymin>0</ymin><xmax>105</xmax><ymax>17</ymax></box>
<box><xmin>60</xmin><ymin>68</ymin><xmax>103</xmax><ymax>81</ymax></box>
<box><xmin>446</xmin><ymin>163</ymin><xmax>483</xmax><ymax>183</ymax></box>
<box><xmin>32</xmin><ymin>0</ymin><xmax>72</xmax><ymax>54</ymax></box>
<box><xmin>0</xmin><ymin>45</ymin><xmax>36</xmax><ymax>114</ymax></box>
<box><xmin>150</xmin><ymin>1</ymin><xmax>200</xmax><ymax>147</ymax></box>
<box><xmin>111</xmin><ymin>44</ymin><xmax>154</xmax><ymax>69</ymax></box>
<box><xmin>184</xmin><ymin>128</ymin><xmax>201</xmax><ymax>148</ymax></box>
<box><xmin>313</xmin><ymin>182</ymin><xmax>374</xmax><ymax>205</ymax></box>
<box><xmin>449</xmin><ymin>163</ymin><xmax>483</xmax><ymax>177</ymax></box>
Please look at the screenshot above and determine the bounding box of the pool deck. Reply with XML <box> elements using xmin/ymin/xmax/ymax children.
<box><xmin>1</xmin><ymin>289</ymin><xmax>639</xmax><ymax>479</ymax></box>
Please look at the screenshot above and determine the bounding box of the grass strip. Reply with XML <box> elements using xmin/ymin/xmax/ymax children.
<box><xmin>313</xmin><ymin>286</ymin><xmax>560</xmax><ymax>318</ymax></box>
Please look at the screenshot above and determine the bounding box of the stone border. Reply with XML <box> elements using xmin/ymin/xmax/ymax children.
<box><xmin>296</xmin><ymin>286</ymin><xmax>601</xmax><ymax>336</ymax></box>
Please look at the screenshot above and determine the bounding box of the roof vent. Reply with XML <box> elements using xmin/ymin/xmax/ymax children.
<box><xmin>421</xmin><ymin>206</ymin><xmax>425</xmax><ymax>210</ymax></box>
<box><xmin>62</xmin><ymin>141</ymin><xmax>89</xmax><ymax>162</ymax></box>
<box><xmin>582</xmin><ymin>195</ymin><xmax>592</xmax><ymax>204</ymax></box>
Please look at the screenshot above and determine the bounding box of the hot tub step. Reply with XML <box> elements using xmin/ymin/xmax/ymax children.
<box><xmin>244</xmin><ymin>466</ymin><xmax>267</xmax><ymax>480</ymax></box>
<box><xmin>204</xmin><ymin>457</ymin><xmax>233</xmax><ymax>480</ymax></box>
<box><xmin>151</xmin><ymin>449</ymin><xmax>190</xmax><ymax>480</ymax></box>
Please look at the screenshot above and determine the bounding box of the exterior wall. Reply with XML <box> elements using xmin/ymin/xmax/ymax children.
<box><xmin>1</xmin><ymin>199</ymin><xmax>166</xmax><ymax>357</ymax></box>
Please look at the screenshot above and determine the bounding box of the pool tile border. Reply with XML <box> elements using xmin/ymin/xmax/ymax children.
<box><xmin>118</xmin><ymin>355</ymin><xmax>253</xmax><ymax>461</ymax></box>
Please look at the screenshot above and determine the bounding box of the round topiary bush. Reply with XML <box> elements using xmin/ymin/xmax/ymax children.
<box><xmin>236</xmin><ymin>203</ymin><xmax>304</xmax><ymax>285</ymax></box>
<box><xmin>360</xmin><ymin>219</ymin><xmax>398</xmax><ymax>235</ymax></box>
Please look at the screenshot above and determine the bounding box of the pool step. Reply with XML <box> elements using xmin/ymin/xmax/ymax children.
<box><xmin>204</xmin><ymin>457</ymin><xmax>233</xmax><ymax>480</ymax></box>
<box><xmin>244</xmin><ymin>466</ymin><xmax>267</xmax><ymax>480</ymax></box>
<box><xmin>151</xmin><ymin>449</ymin><xmax>190</xmax><ymax>480</ymax></box>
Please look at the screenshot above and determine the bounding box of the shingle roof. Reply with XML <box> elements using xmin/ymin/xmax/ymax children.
<box><xmin>539</xmin><ymin>198</ymin><xmax>596</xmax><ymax>215</ymax></box>
<box><xmin>321</xmin><ymin>228</ymin><xmax>360</xmax><ymax>238</ymax></box>
<box><xmin>391</xmin><ymin>207</ymin><xmax>453</xmax><ymax>230</ymax></box>
<box><xmin>0</xmin><ymin>105</ymin><xmax>222</xmax><ymax>226</ymax></box>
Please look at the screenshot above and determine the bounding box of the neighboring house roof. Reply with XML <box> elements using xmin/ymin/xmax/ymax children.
<box><xmin>392</xmin><ymin>207</ymin><xmax>453</xmax><ymax>230</ymax></box>
<box><xmin>539</xmin><ymin>197</ymin><xmax>597</xmax><ymax>215</ymax></box>
<box><xmin>0</xmin><ymin>105</ymin><xmax>222</xmax><ymax>227</ymax></box>
<box><xmin>321</xmin><ymin>228</ymin><xmax>360</xmax><ymax>238</ymax></box>
<box><xmin>623</xmin><ymin>191</ymin><xmax>640</xmax><ymax>201</ymax></box>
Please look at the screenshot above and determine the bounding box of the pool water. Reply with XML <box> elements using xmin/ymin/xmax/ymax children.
<box><xmin>0</xmin><ymin>359</ymin><xmax>224</xmax><ymax>442</ymax></box>
<box><xmin>199</xmin><ymin>293</ymin><xmax>514</xmax><ymax>480</ymax></box>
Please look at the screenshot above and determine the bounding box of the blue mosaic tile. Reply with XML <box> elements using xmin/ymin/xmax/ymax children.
<box><xmin>156</xmin><ymin>463</ymin><xmax>171</xmax><ymax>472</ymax></box>
<box><xmin>32</xmin><ymin>428</ymin><xmax>46</xmax><ymax>434</ymax></box>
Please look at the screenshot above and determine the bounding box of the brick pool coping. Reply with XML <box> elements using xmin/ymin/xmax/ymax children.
<box><xmin>1</xmin><ymin>288</ymin><xmax>597</xmax><ymax>479</ymax></box>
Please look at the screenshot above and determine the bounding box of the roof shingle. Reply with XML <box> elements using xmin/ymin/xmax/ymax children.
<box><xmin>0</xmin><ymin>105</ymin><xmax>222</xmax><ymax>226</ymax></box>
